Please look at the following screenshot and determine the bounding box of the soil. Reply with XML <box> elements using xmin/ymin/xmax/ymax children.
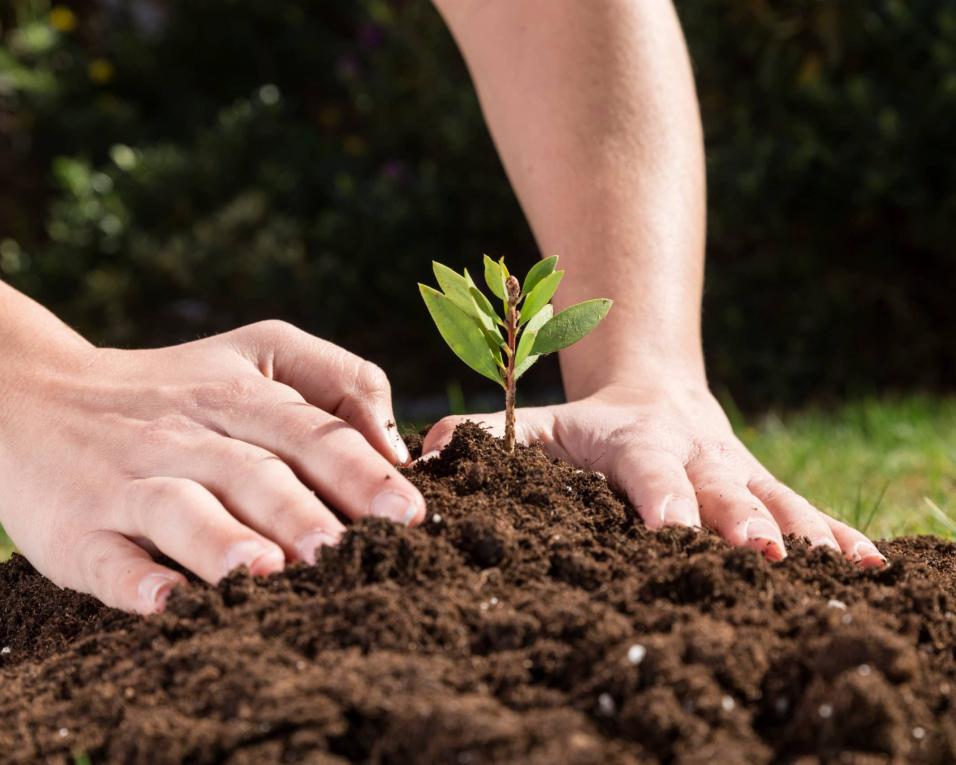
<box><xmin>2</xmin><ymin>423</ymin><xmax>956</xmax><ymax>764</ymax></box>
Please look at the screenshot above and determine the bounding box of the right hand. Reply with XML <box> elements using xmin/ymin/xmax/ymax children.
<box><xmin>0</xmin><ymin>320</ymin><xmax>424</xmax><ymax>614</ymax></box>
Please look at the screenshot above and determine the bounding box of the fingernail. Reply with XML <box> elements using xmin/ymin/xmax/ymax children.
<box><xmin>224</xmin><ymin>540</ymin><xmax>285</xmax><ymax>577</ymax></box>
<box><xmin>851</xmin><ymin>541</ymin><xmax>887</xmax><ymax>566</ymax></box>
<box><xmin>389</xmin><ymin>430</ymin><xmax>411</xmax><ymax>465</ymax></box>
<box><xmin>659</xmin><ymin>496</ymin><xmax>700</xmax><ymax>528</ymax></box>
<box><xmin>811</xmin><ymin>537</ymin><xmax>841</xmax><ymax>552</ymax></box>
<box><xmin>138</xmin><ymin>572</ymin><xmax>179</xmax><ymax>613</ymax></box>
<box><xmin>370</xmin><ymin>491</ymin><xmax>419</xmax><ymax>525</ymax></box>
<box><xmin>295</xmin><ymin>529</ymin><xmax>343</xmax><ymax>565</ymax></box>
<box><xmin>744</xmin><ymin>518</ymin><xmax>786</xmax><ymax>558</ymax></box>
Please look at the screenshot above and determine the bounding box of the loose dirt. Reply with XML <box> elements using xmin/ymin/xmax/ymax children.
<box><xmin>2</xmin><ymin>423</ymin><xmax>955</xmax><ymax>764</ymax></box>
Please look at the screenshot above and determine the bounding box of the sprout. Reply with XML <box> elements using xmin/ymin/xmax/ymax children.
<box><xmin>420</xmin><ymin>255</ymin><xmax>612</xmax><ymax>452</ymax></box>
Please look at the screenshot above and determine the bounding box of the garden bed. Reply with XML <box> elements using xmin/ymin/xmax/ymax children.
<box><xmin>1</xmin><ymin>423</ymin><xmax>955</xmax><ymax>764</ymax></box>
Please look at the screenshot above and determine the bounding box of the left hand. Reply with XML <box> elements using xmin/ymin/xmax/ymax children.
<box><xmin>421</xmin><ymin>382</ymin><xmax>886</xmax><ymax>566</ymax></box>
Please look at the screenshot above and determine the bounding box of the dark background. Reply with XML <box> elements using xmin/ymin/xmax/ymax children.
<box><xmin>1</xmin><ymin>0</ymin><xmax>954</xmax><ymax>411</ymax></box>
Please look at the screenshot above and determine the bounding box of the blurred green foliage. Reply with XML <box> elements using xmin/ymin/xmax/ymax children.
<box><xmin>1</xmin><ymin>0</ymin><xmax>954</xmax><ymax>406</ymax></box>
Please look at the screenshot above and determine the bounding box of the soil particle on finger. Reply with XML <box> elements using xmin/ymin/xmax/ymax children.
<box><xmin>2</xmin><ymin>422</ymin><xmax>956</xmax><ymax>764</ymax></box>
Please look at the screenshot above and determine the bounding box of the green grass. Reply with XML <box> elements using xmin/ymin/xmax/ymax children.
<box><xmin>0</xmin><ymin>395</ymin><xmax>952</xmax><ymax>563</ymax></box>
<box><xmin>734</xmin><ymin>395</ymin><xmax>956</xmax><ymax>539</ymax></box>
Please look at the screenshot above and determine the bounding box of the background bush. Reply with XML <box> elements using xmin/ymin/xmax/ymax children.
<box><xmin>1</xmin><ymin>0</ymin><xmax>954</xmax><ymax>409</ymax></box>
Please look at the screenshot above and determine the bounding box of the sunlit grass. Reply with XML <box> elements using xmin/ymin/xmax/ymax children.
<box><xmin>0</xmin><ymin>395</ymin><xmax>953</xmax><ymax>563</ymax></box>
<box><xmin>735</xmin><ymin>395</ymin><xmax>956</xmax><ymax>539</ymax></box>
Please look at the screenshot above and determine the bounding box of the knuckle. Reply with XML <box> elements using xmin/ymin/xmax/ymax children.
<box><xmin>753</xmin><ymin>477</ymin><xmax>814</xmax><ymax>511</ymax></box>
<box><xmin>353</xmin><ymin>360</ymin><xmax>391</xmax><ymax>397</ymax></box>
<box><xmin>83</xmin><ymin>538</ymin><xmax>114</xmax><ymax>593</ymax></box>
<box><xmin>138</xmin><ymin>414</ymin><xmax>200</xmax><ymax>449</ymax></box>
<box><xmin>693</xmin><ymin>439</ymin><xmax>737</xmax><ymax>465</ymax></box>
<box><xmin>248</xmin><ymin>319</ymin><xmax>298</xmax><ymax>345</ymax></box>
<box><xmin>73</xmin><ymin>531</ymin><xmax>121</xmax><ymax>605</ymax></box>
<box><xmin>133</xmin><ymin>477</ymin><xmax>202</xmax><ymax>515</ymax></box>
<box><xmin>191</xmin><ymin>376</ymin><xmax>261</xmax><ymax>411</ymax></box>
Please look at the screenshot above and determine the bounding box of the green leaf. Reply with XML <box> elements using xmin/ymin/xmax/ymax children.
<box><xmin>515</xmin><ymin>304</ymin><xmax>552</xmax><ymax>368</ymax></box>
<box><xmin>514</xmin><ymin>354</ymin><xmax>541</xmax><ymax>381</ymax></box>
<box><xmin>433</xmin><ymin>261</ymin><xmax>495</xmax><ymax>332</ymax></box>
<box><xmin>464</xmin><ymin>269</ymin><xmax>501</xmax><ymax>321</ymax></box>
<box><xmin>522</xmin><ymin>255</ymin><xmax>559</xmax><ymax>296</ymax></box>
<box><xmin>420</xmin><ymin>284</ymin><xmax>504</xmax><ymax>385</ymax></box>
<box><xmin>483</xmin><ymin>254</ymin><xmax>507</xmax><ymax>301</ymax></box>
<box><xmin>468</xmin><ymin>284</ymin><xmax>504</xmax><ymax>328</ymax></box>
<box><xmin>514</xmin><ymin>304</ymin><xmax>552</xmax><ymax>380</ymax></box>
<box><xmin>481</xmin><ymin>326</ymin><xmax>507</xmax><ymax>356</ymax></box>
<box><xmin>519</xmin><ymin>270</ymin><xmax>564</xmax><ymax>326</ymax></box>
<box><xmin>532</xmin><ymin>299</ymin><xmax>613</xmax><ymax>356</ymax></box>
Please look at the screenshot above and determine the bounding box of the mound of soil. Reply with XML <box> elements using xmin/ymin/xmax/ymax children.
<box><xmin>2</xmin><ymin>423</ymin><xmax>956</xmax><ymax>764</ymax></box>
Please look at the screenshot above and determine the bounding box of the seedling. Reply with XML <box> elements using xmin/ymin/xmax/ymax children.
<box><xmin>420</xmin><ymin>255</ymin><xmax>612</xmax><ymax>452</ymax></box>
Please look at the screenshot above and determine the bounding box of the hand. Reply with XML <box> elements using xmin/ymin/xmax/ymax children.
<box><xmin>422</xmin><ymin>382</ymin><xmax>886</xmax><ymax>567</ymax></box>
<box><xmin>0</xmin><ymin>320</ymin><xmax>424</xmax><ymax>614</ymax></box>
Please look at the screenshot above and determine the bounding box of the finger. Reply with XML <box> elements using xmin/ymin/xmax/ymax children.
<box><xmin>420</xmin><ymin>409</ymin><xmax>555</xmax><ymax>458</ymax></box>
<box><xmin>686</xmin><ymin>457</ymin><xmax>786</xmax><ymax>560</ymax></box>
<box><xmin>77</xmin><ymin>530</ymin><xmax>186</xmax><ymax>615</ymax></box>
<box><xmin>213</xmin><ymin>386</ymin><xmax>426</xmax><ymax>526</ymax></box>
<box><xmin>421</xmin><ymin>414</ymin><xmax>503</xmax><ymax>458</ymax></box>
<box><xmin>232</xmin><ymin>321</ymin><xmax>410</xmax><ymax>465</ymax></box>
<box><xmin>825</xmin><ymin>516</ymin><xmax>888</xmax><ymax>568</ymax></box>
<box><xmin>748</xmin><ymin>475</ymin><xmax>840</xmax><ymax>551</ymax></box>
<box><xmin>119</xmin><ymin>476</ymin><xmax>286</xmax><ymax>583</ymax></box>
<box><xmin>609</xmin><ymin>447</ymin><xmax>700</xmax><ymax>529</ymax></box>
<box><xmin>155</xmin><ymin>433</ymin><xmax>346</xmax><ymax>564</ymax></box>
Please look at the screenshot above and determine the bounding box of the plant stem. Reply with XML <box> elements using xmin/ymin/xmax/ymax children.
<box><xmin>504</xmin><ymin>276</ymin><xmax>520</xmax><ymax>453</ymax></box>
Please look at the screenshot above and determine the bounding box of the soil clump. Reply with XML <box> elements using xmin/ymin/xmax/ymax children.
<box><xmin>2</xmin><ymin>423</ymin><xmax>955</xmax><ymax>764</ymax></box>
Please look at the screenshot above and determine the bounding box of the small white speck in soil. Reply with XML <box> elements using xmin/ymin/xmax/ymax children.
<box><xmin>626</xmin><ymin>644</ymin><xmax>647</xmax><ymax>665</ymax></box>
<box><xmin>598</xmin><ymin>693</ymin><xmax>616</xmax><ymax>716</ymax></box>
<box><xmin>826</xmin><ymin>599</ymin><xmax>847</xmax><ymax>610</ymax></box>
<box><xmin>490</xmin><ymin>597</ymin><xmax>499</xmax><ymax>605</ymax></box>
<box><xmin>818</xmin><ymin>703</ymin><xmax>833</xmax><ymax>719</ymax></box>
<box><xmin>295</xmin><ymin>660</ymin><xmax>306</xmax><ymax>671</ymax></box>
<box><xmin>0</xmin><ymin>646</ymin><xmax>10</xmax><ymax>655</ymax></box>
<box><xmin>857</xmin><ymin>664</ymin><xmax>871</xmax><ymax>676</ymax></box>
<box><xmin>913</xmin><ymin>726</ymin><xmax>926</xmax><ymax>740</ymax></box>
<box><xmin>431</xmin><ymin>513</ymin><xmax>442</xmax><ymax>524</ymax></box>
<box><xmin>721</xmin><ymin>695</ymin><xmax>735</xmax><ymax>712</ymax></box>
<box><xmin>841</xmin><ymin>613</ymin><xmax>853</xmax><ymax>625</ymax></box>
<box><xmin>58</xmin><ymin>728</ymin><xmax>69</xmax><ymax>738</ymax></box>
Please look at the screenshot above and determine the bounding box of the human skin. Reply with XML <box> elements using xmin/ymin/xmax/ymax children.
<box><xmin>0</xmin><ymin>280</ymin><xmax>424</xmax><ymax>613</ymax></box>
<box><xmin>427</xmin><ymin>0</ymin><xmax>885</xmax><ymax>566</ymax></box>
<box><xmin>0</xmin><ymin>1</ymin><xmax>882</xmax><ymax>616</ymax></box>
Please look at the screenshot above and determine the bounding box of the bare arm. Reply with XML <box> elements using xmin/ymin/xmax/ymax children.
<box><xmin>427</xmin><ymin>0</ymin><xmax>886</xmax><ymax>567</ymax></box>
<box><xmin>434</xmin><ymin>0</ymin><xmax>706</xmax><ymax>397</ymax></box>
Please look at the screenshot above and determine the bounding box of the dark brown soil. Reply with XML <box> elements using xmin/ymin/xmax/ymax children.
<box><xmin>2</xmin><ymin>423</ymin><xmax>956</xmax><ymax>764</ymax></box>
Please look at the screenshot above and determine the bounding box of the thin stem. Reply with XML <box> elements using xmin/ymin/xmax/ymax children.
<box><xmin>504</xmin><ymin>276</ymin><xmax>520</xmax><ymax>453</ymax></box>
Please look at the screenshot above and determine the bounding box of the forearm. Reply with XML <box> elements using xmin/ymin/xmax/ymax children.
<box><xmin>0</xmin><ymin>280</ymin><xmax>93</xmax><ymax>394</ymax></box>
<box><xmin>435</xmin><ymin>0</ymin><xmax>707</xmax><ymax>398</ymax></box>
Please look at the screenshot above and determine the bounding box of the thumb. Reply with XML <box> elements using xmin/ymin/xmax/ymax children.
<box><xmin>420</xmin><ymin>408</ymin><xmax>554</xmax><ymax>460</ymax></box>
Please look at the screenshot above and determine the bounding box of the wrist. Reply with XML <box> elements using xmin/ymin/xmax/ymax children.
<box><xmin>559</xmin><ymin>341</ymin><xmax>707</xmax><ymax>401</ymax></box>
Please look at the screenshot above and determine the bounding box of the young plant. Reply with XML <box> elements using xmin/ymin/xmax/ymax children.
<box><xmin>420</xmin><ymin>255</ymin><xmax>612</xmax><ymax>452</ymax></box>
